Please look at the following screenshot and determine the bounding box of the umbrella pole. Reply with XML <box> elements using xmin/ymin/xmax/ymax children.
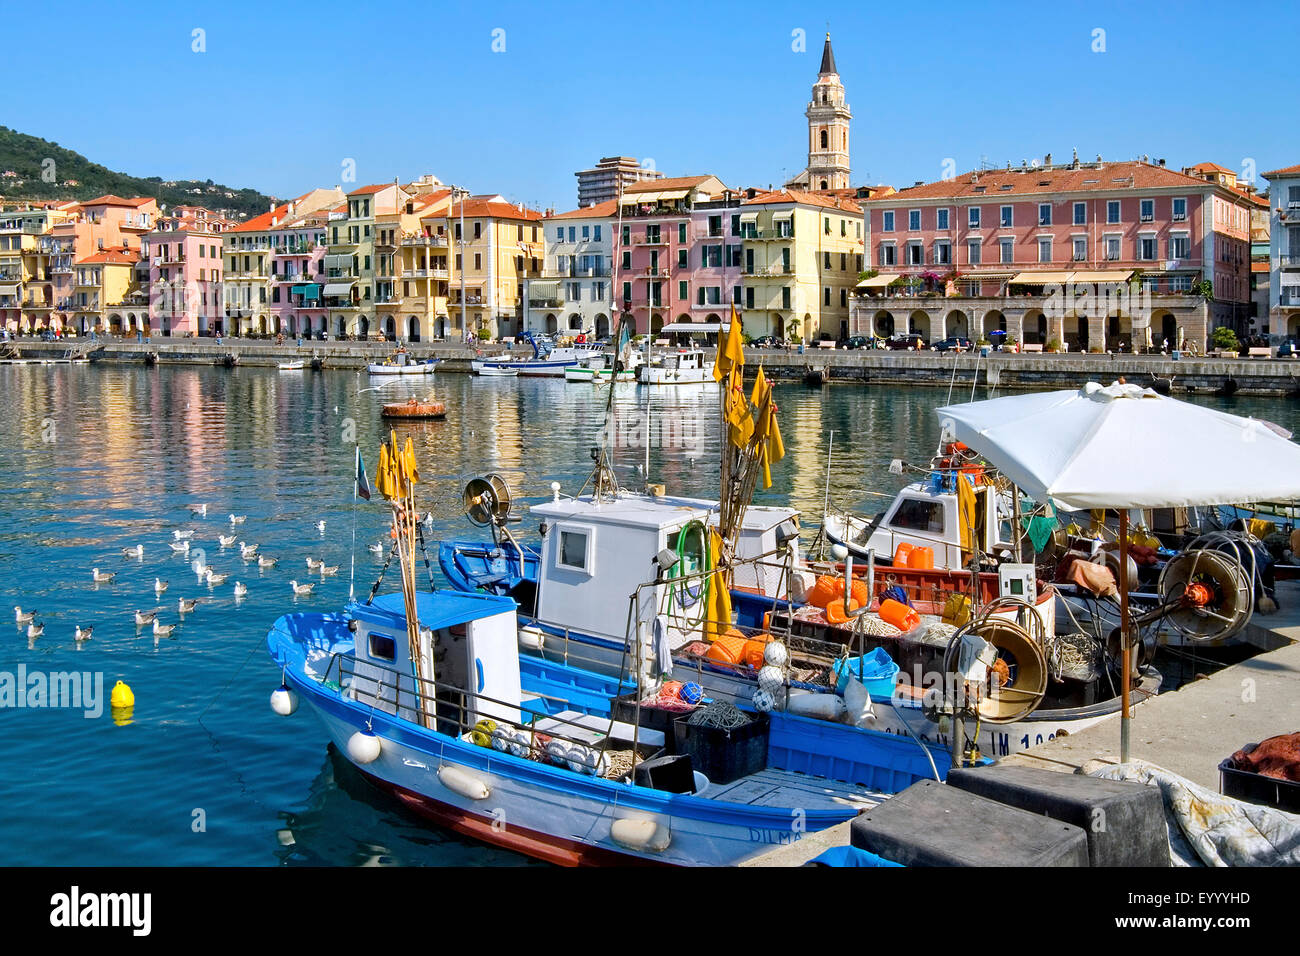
<box><xmin>1119</xmin><ymin>509</ymin><xmax>1131</xmax><ymax>763</ymax></box>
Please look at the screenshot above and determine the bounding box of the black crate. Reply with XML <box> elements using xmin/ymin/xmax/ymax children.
<box><xmin>612</xmin><ymin>693</ymin><xmax>694</xmax><ymax>745</ymax></box>
<box><xmin>633</xmin><ymin>753</ymin><xmax>696</xmax><ymax>794</ymax></box>
<box><xmin>1219</xmin><ymin>747</ymin><xmax>1300</xmax><ymax>813</ymax></box>
<box><xmin>672</xmin><ymin>713</ymin><xmax>769</xmax><ymax>785</ymax></box>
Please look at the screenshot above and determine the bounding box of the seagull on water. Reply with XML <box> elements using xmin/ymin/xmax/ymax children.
<box><xmin>170</xmin><ymin>540</ymin><xmax>191</xmax><ymax>553</ymax></box>
<box><xmin>317</xmin><ymin>520</ymin><xmax>326</xmax><ymax>533</ymax></box>
<box><xmin>92</xmin><ymin>567</ymin><xmax>115</xmax><ymax>583</ymax></box>
<box><xmin>75</xmin><ymin>625</ymin><xmax>93</xmax><ymax>643</ymax></box>
<box><xmin>173</xmin><ymin>529</ymin><xmax>193</xmax><ymax>541</ymax></box>
<box><xmin>178</xmin><ymin>597</ymin><xmax>200</xmax><ymax>613</ymax></box>
<box><xmin>218</xmin><ymin>534</ymin><xmax>237</xmax><ymax>548</ymax></box>
<box><xmin>153</xmin><ymin>619</ymin><xmax>176</xmax><ymax>638</ymax></box>
<box><xmin>15</xmin><ymin>607</ymin><xmax>36</xmax><ymax>625</ymax></box>
<box><xmin>204</xmin><ymin>569</ymin><xmax>228</xmax><ymax>586</ymax></box>
<box><xmin>289</xmin><ymin>580</ymin><xmax>315</xmax><ymax>596</ymax></box>
<box><xmin>306</xmin><ymin>557</ymin><xmax>323</xmax><ymax>570</ymax></box>
<box><xmin>134</xmin><ymin>608</ymin><xmax>158</xmax><ymax>627</ymax></box>
<box><xmin>368</xmin><ymin>542</ymin><xmax>384</xmax><ymax>555</ymax></box>
<box><xmin>239</xmin><ymin>541</ymin><xmax>259</xmax><ymax>558</ymax></box>
<box><xmin>27</xmin><ymin>622</ymin><xmax>43</xmax><ymax>639</ymax></box>
<box><xmin>319</xmin><ymin>565</ymin><xmax>339</xmax><ymax>576</ymax></box>
<box><xmin>190</xmin><ymin>503</ymin><xmax>208</xmax><ymax>517</ymax></box>
<box><xmin>257</xmin><ymin>555</ymin><xmax>278</xmax><ymax>568</ymax></box>
<box><xmin>229</xmin><ymin>514</ymin><xmax>246</xmax><ymax>525</ymax></box>
<box><xmin>121</xmin><ymin>544</ymin><xmax>144</xmax><ymax>559</ymax></box>
<box><xmin>155</xmin><ymin>578</ymin><xmax>168</xmax><ymax>595</ymax></box>
<box><xmin>234</xmin><ymin>581</ymin><xmax>248</xmax><ymax>597</ymax></box>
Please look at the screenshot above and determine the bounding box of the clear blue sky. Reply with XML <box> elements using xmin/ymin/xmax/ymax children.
<box><xmin>9</xmin><ymin>0</ymin><xmax>1293</xmax><ymax>210</ymax></box>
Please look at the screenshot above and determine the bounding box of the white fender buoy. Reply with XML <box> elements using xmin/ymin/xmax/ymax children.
<box><xmin>763</xmin><ymin>641</ymin><xmax>789</xmax><ymax>668</ymax></box>
<box><xmin>751</xmin><ymin>688</ymin><xmax>775</xmax><ymax>712</ymax></box>
<box><xmin>438</xmin><ymin>764</ymin><xmax>491</xmax><ymax>800</ymax></box>
<box><xmin>518</xmin><ymin>627</ymin><xmax>545</xmax><ymax>651</ymax></box>
<box><xmin>830</xmin><ymin>542</ymin><xmax>849</xmax><ymax>561</ymax></box>
<box><xmin>270</xmin><ymin>684</ymin><xmax>299</xmax><ymax>716</ymax></box>
<box><xmin>347</xmin><ymin>730</ymin><xmax>382</xmax><ymax>764</ymax></box>
<box><xmin>757</xmin><ymin>665</ymin><xmax>785</xmax><ymax>696</ymax></box>
<box><xmin>610</xmin><ymin>817</ymin><xmax>671</xmax><ymax>852</ymax></box>
<box><xmin>785</xmin><ymin>692</ymin><xmax>849</xmax><ymax>722</ymax></box>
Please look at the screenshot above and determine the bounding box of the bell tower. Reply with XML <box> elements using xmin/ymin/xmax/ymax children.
<box><xmin>804</xmin><ymin>33</ymin><xmax>851</xmax><ymax>191</ymax></box>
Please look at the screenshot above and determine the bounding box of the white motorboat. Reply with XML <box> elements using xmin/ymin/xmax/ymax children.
<box><xmin>368</xmin><ymin>349</ymin><xmax>440</xmax><ymax>376</ymax></box>
<box><xmin>278</xmin><ymin>360</ymin><xmax>305</xmax><ymax>371</ymax></box>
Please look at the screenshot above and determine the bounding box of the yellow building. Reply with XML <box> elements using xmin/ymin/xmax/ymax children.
<box><xmin>0</xmin><ymin>204</ymin><xmax>76</xmax><ymax>332</ymax></box>
<box><xmin>73</xmin><ymin>250</ymin><xmax>140</xmax><ymax>333</ymax></box>
<box><xmin>739</xmin><ymin>189</ymin><xmax>864</xmax><ymax>341</ymax></box>
<box><xmin>442</xmin><ymin>197</ymin><xmax>544</xmax><ymax>340</ymax></box>
<box><xmin>383</xmin><ymin>185</ymin><xmax>452</xmax><ymax>341</ymax></box>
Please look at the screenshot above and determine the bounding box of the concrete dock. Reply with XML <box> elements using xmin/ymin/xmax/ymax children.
<box><xmin>5</xmin><ymin>338</ymin><xmax>1300</xmax><ymax>395</ymax></box>
<box><xmin>746</xmin><ymin>582</ymin><xmax>1300</xmax><ymax>866</ymax></box>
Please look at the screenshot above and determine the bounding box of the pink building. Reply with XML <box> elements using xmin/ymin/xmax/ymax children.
<box><xmin>857</xmin><ymin>157</ymin><xmax>1254</xmax><ymax>348</ymax></box>
<box><xmin>269</xmin><ymin>208</ymin><xmax>330</xmax><ymax>339</ymax></box>
<box><xmin>145</xmin><ymin>206</ymin><xmax>229</xmax><ymax>336</ymax></box>
<box><xmin>613</xmin><ymin>175</ymin><xmax>744</xmax><ymax>334</ymax></box>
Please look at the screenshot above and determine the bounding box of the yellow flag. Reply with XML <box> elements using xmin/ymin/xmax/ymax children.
<box><xmin>724</xmin><ymin>364</ymin><xmax>753</xmax><ymax>448</ymax></box>
<box><xmin>402</xmin><ymin>437</ymin><xmax>420</xmax><ymax>487</ymax></box>
<box><xmin>375</xmin><ymin>443</ymin><xmax>394</xmax><ymax>500</ymax></box>
<box><xmin>713</xmin><ymin>304</ymin><xmax>745</xmax><ymax>382</ymax></box>
<box><xmin>705</xmin><ymin>529</ymin><xmax>734</xmax><ymax>641</ymax></box>
<box><xmin>957</xmin><ymin>473</ymin><xmax>976</xmax><ymax>553</ymax></box>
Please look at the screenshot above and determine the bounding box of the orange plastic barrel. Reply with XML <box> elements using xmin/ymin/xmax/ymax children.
<box><xmin>849</xmin><ymin>578</ymin><xmax>870</xmax><ymax>606</ymax></box>
<box><xmin>806</xmin><ymin>574</ymin><xmax>840</xmax><ymax>608</ymax></box>
<box><xmin>879</xmin><ymin>598</ymin><xmax>920</xmax><ymax>632</ymax></box>
<box><xmin>825</xmin><ymin>598</ymin><xmax>861</xmax><ymax>625</ymax></box>
<box><xmin>907</xmin><ymin>546</ymin><xmax>935</xmax><ymax>570</ymax></box>
<box><xmin>740</xmin><ymin>637</ymin><xmax>770</xmax><ymax>668</ymax></box>
<box><xmin>706</xmin><ymin>634</ymin><xmax>747</xmax><ymax>665</ymax></box>
<box><xmin>892</xmin><ymin>542</ymin><xmax>915</xmax><ymax>567</ymax></box>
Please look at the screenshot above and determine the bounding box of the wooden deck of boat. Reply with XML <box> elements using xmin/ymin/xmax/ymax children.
<box><xmin>706</xmin><ymin>768</ymin><xmax>885</xmax><ymax>812</ymax></box>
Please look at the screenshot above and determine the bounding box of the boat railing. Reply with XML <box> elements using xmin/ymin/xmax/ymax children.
<box><xmin>319</xmin><ymin>650</ymin><xmax>633</xmax><ymax>771</ymax></box>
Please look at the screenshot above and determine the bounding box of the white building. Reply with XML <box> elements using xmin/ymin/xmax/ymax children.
<box><xmin>575</xmin><ymin>157</ymin><xmax>663</xmax><ymax>208</ymax></box>
<box><xmin>1263</xmin><ymin>163</ymin><xmax>1300</xmax><ymax>342</ymax></box>
<box><xmin>532</xmin><ymin>200</ymin><xmax>615</xmax><ymax>338</ymax></box>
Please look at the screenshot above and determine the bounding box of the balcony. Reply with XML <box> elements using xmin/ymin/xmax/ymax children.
<box><xmin>404</xmin><ymin>268</ymin><xmax>450</xmax><ymax>280</ymax></box>
<box><xmin>450</xmin><ymin>295</ymin><xmax>485</xmax><ymax>306</ymax></box>
<box><xmin>690</xmin><ymin>300</ymin><xmax>728</xmax><ymax>311</ymax></box>
<box><xmin>632</xmin><ymin>235</ymin><xmax>670</xmax><ymax>246</ymax></box>
<box><xmin>741</xmin><ymin>229</ymin><xmax>794</xmax><ymax>242</ymax></box>
<box><xmin>1281</xmin><ymin>255</ymin><xmax>1300</xmax><ymax>268</ymax></box>
<box><xmin>402</xmin><ymin>235</ymin><xmax>449</xmax><ymax>249</ymax></box>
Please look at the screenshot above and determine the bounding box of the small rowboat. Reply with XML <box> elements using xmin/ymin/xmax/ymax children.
<box><xmin>278</xmin><ymin>360</ymin><xmax>305</xmax><ymax>370</ymax></box>
<box><xmin>381</xmin><ymin>397</ymin><xmax>447</xmax><ymax>419</ymax></box>
<box><xmin>368</xmin><ymin>349</ymin><xmax>439</xmax><ymax>376</ymax></box>
<box><xmin>475</xmin><ymin>366</ymin><xmax>519</xmax><ymax>378</ymax></box>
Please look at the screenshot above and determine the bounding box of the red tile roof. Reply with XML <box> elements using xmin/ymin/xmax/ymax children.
<box><xmin>82</xmin><ymin>195</ymin><xmax>139</xmax><ymax>207</ymax></box>
<box><xmin>622</xmin><ymin>175</ymin><xmax>719</xmax><ymax>194</ymax></box>
<box><xmin>347</xmin><ymin>184</ymin><xmax>391</xmax><ymax>196</ymax></box>
<box><xmin>862</xmin><ymin>161</ymin><xmax>1239</xmax><ymax>204</ymax></box>
<box><xmin>448</xmin><ymin>199</ymin><xmax>543</xmax><ymax>221</ymax></box>
<box><xmin>1262</xmin><ymin>163</ymin><xmax>1300</xmax><ymax>179</ymax></box>
<box><xmin>547</xmin><ymin>199</ymin><xmax>618</xmax><ymax>220</ymax></box>
<box><xmin>742</xmin><ymin>188</ymin><xmax>861</xmax><ymax>212</ymax></box>
<box><xmin>233</xmin><ymin>203</ymin><xmax>293</xmax><ymax>233</ymax></box>
<box><xmin>76</xmin><ymin>249</ymin><xmax>139</xmax><ymax>265</ymax></box>
<box><xmin>1187</xmin><ymin>161</ymin><xmax>1234</xmax><ymax>175</ymax></box>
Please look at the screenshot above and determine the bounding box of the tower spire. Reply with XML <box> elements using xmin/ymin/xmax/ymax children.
<box><xmin>819</xmin><ymin>33</ymin><xmax>836</xmax><ymax>75</ymax></box>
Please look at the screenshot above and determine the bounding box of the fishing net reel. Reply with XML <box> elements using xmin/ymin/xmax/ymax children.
<box><xmin>1154</xmin><ymin>546</ymin><xmax>1254</xmax><ymax>642</ymax></box>
<box><xmin>938</xmin><ymin>600</ymin><xmax>1048</xmax><ymax>726</ymax></box>
<box><xmin>463</xmin><ymin>474</ymin><xmax>514</xmax><ymax>535</ymax></box>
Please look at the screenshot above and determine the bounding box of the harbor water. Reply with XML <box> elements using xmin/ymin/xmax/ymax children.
<box><xmin>2</xmin><ymin>363</ymin><xmax>1296</xmax><ymax>866</ymax></box>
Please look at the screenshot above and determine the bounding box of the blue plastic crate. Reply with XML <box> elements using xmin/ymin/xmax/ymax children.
<box><xmin>766</xmin><ymin>711</ymin><xmax>950</xmax><ymax>793</ymax></box>
<box><xmin>832</xmin><ymin>647</ymin><xmax>900</xmax><ymax>696</ymax></box>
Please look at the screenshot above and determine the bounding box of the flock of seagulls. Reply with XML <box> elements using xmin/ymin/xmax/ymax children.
<box><xmin>20</xmin><ymin>501</ymin><xmax>367</xmax><ymax>648</ymax></box>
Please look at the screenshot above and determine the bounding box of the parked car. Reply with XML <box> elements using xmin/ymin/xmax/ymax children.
<box><xmin>887</xmin><ymin>333</ymin><xmax>928</xmax><ymax>351</ymax></box>
<box><xmin>933</xmin><ymin>336</ymin><xmax>973</xmax><ymax>353</ymax></box>
<box><xmin>751</xmin><ymin>335</ymin><xmax>785</xmax><ymax>349</ymax></box>
<box><xmin>841</xmin><ymin>335</ymin><xmax>871</xmax><ymax>350</ymax></box>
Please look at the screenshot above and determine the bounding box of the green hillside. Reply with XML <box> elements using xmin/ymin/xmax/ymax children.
<box><xmin>0</xmin><ymin>126</ymin><xmax>277</xmax><ymax>221</ymax></box>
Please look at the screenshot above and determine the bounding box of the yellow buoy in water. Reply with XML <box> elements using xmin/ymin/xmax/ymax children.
<box><xmin>110</xmin><ymin>680</ymin><xmax>135</xmax><ymax>708</ymax></box>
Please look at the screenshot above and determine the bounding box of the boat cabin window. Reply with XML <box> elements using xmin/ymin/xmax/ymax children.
<box><xmin>890</xmin><ymin>497</ymin><xmax>945</xmax><ymax>534</ymax></box>
<box><xmin>369</xmin><ymin>632</ymin><xmax>396</xmax><ymax>662</ymax></box>
<box><xmin>557</xmin><ymin>524</ymin><xmax>594</xmax><ymax>573</ymax></box>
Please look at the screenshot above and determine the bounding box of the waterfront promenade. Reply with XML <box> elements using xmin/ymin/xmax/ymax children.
<box><xmin>7</xmin><ymin>336</ymin><xmax>1300</xmax><ymax>395</ymax></box>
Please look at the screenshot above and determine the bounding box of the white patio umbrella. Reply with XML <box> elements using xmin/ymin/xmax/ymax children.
<box><xmin>935</xmin><ymin>380</ymin><xmax>1300</xmax><ymax>760</ymax></box>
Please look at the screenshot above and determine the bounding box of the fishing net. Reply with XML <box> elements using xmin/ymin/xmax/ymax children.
<box><xmin>686</xmin><ymin>700</ymin><xmax>752</xmax><ymax>730</ymax></box>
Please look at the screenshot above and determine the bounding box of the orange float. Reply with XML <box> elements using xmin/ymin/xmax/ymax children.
<box><xmin>906</xmin><ymin>546</ymin><xmax>935</xmax><ymax>570</ymax></box>
<box><xmin>892</xmin><ymin>542</ymin><xmax>915</xmax><ymax>567</ymax></box>
<box><xmin>879</xmin><ymin>598</ymin><xmax>921</xmax><ymax>632</ymax></box>
<box><xmin>825</xmin><ymin>598</ymin><xmax>861</xmax><ymax>625</ymax></box>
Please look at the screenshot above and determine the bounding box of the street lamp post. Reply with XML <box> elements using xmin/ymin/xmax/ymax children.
<box><xmin>453</xmin><ymin>186</ymin><xmax>467</xmax><ymax>341</ymax></box>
